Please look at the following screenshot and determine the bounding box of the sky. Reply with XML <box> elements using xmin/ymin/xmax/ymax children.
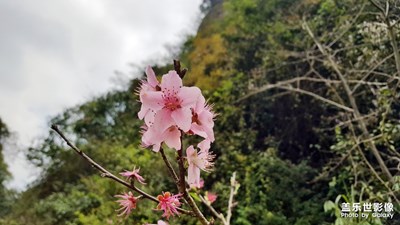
<box><xmin>0</xmin><ymin>0</ymin><xmax>203</xmax><ymax>191</ymax></box>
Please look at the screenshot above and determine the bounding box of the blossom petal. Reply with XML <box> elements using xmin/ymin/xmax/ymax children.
<box><xmin>171</xmin><ymin>108</ymin><xmax>192</xmax><ymax>132</ymax></box>
<box><xmin>141</xmin><ymin>91</ymin><xmax>163</xmax><ymax>111</ymax></box>
<box><xmin>186</xmin><ymin>145</ymin><xmax>196</xmax><ymax>163</ymax></box>
<box><xmin>138</xmin><ymin>106</ymin><xmax>149</xmax><ymax>120</ymax></box>
<box><xmin>142</xmin><ymin>128</ymin><xmax>162</xmax><ymax>151</ymax></box>
<box><xmin>198</xmin><ymin>139</ymin><xmax>211</xmax><ymax>152</ymax></box>
<box><xmin>188</xmin><ymin>164</ymin><xmax>201</xmax><ymax>188</ymax></box>
<box><xmin>190</xmin><ymin>124</ymin><xmax>208</xmax><ymax>139</ymax></box>
<box><xmin>179</xmin><ymin>86</ymin><xmax>201</xmax><ymax>108</ymax></box>
<box><xmin>146</xmin><ymin>66</ymin><xmax>159</xmax><ymax>87</ymax></box>
<box><xmin>153</xmin><ymin>109</ymin><xmax>175</xmax><ymax>132</ymax></box>
<box><xmin>144</xmin><ymin>110</ymin><xmax>156</xmax><ymax>126</ymax></box>
<box><xmin>195</xmin><ymin>94</ymin><xmax>206</xmax><ymax>112</ymax></box>
<box><xmin>161</xmin><ymin>71</ymin><xmax>182</xmax><ymax>93</ymax></box>
<box><xmin>163</xmin><ymin>126</ymin><xmax>181</xmax><ymax>150</ymax></box>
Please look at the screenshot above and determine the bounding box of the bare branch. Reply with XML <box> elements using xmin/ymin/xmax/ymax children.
<box><xmin>226</xmin><ymin>172</ymin><xmax>238</xmax><ymax>225</ymax></box>
<box><xmin>302</xmin><ymin>20</ymin><xmax>393</xmax><ymax>182</ymax></box>
<box><xmin>199</xmin><ymin>195</ymin><xmax>227</xmax><ymax>225</ymax></box>
<box><xmin>160</xmin><ymin>148</ymin><xmax>180</xmax><ymax>188</ymax></box>
<box><xmin>237</xmin><ymin>79</ymin><xmax>354</xmax><ymax>112</ymax></box>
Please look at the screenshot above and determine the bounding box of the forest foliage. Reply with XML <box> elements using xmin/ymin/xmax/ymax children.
<box><xmin>1</xmin><ymin>0</ymin><xmax>400</xmax><ymax>224</ymax></box>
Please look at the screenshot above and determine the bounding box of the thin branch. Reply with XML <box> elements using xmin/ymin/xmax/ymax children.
<box><xmin>336</xmin><ymin>111</ymin><xmax>379</xmax><ymax>127</ymax></box>
<box><xmin>351</xmin><ymin>53</ymin><xmax>395</xmax><ymax>94</ymax></box>
<box><xmin>159</xmin><ymin>148</ymin><xmax>180</xmax><ymax>187</ymax></box>
<box><xmin>308</xmin><ymin>150</ymin><xmax>352</xmax><ymax>184</ymax></box>
<box><xmin>199</xmin><ymin>195</ymin><xmax>227</xmax><ymax>225</ymax></box>
<box><xmin>302</xmin><ymin>20</ymin><xmax>393</xmax><ymax>182</ymax></box>
<box><xmin>50</xmin><ymin>124</ymin><xmax>194</xmax><ymax>216</ymax></box>
<box><xmin>237</xmin><ymin>79</ymin><xmax>354</xmax><ymax>112</ymax></box>
<box><xmin>328</xmin><ymin>4</ymin><xmax>366</xmax><ymax>48</ymax></box>
<box><xmin>282</xmin><ymin>86</ymin><xmax>354</xmax><ymax>112</ymax></box>
<box><xmin>237</xmin><ymin>75</ymin><xmax>385</xmax><ymax>107</ymax></box>
<box><xmin>348</xmin><ymin>124</ymin><xmax>400</xmax><ymax>205</ymax></box>
<box><xmin>226</xmin><ymin>172</ymin><xmax>237</xmax><ymax>225</ymax></box>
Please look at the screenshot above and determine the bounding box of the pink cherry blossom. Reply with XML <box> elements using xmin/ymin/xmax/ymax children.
<box><xmin>206</xmin><ymin>192</ymin><xmax>217</xmax><ymax>204</ymax></box>
<box><xmin>187</xmin><ymin>139</ymin><xmax>215</xmax><ymax>188</ymax></box>
<box><xmin>156</xmin><ymin>191</ymin><xmax>182</xmax><ymax>219</ymax></box>
<box><xmin>115</xmin><ymin>191</ymin><xmax>138</xmax><ymax>216</ymax></box>
<box><xmin>189</xmin><ymin>95</ymin><xmax>215</xmax><ymax>142</ymax></box>
<box><xmin>120</xmin><ymin>167</ymin><xmax>146</xmax><ymax>184</ymax></box>
<box><xmin>138</xmin><ymin>69</ymin><xmax>201</xmax><ymax>151</ymax></box>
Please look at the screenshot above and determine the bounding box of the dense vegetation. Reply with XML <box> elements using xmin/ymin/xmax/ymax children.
<box><xmin>1</xmin><ymin>0</ymin><xmax>400</xmax><ymax>224</ymax></box>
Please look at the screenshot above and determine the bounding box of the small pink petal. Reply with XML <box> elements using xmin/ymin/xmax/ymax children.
<box><xmin>195</xmin><ymin>95</ymin><xmax>206</xmax><ymax>112</ymax></box>
<box><xmin>198</xmin><ymin>139</ymin><xmax>211</xmax><ymax>152</ymax></box>
<box><xmin>163</xmin><ymin>126</ymin><xmax>181</xmax><ymax>150</ymax></box>
<box><xmin>153</xmin><ymin>109</ymin><xmax>175</xmax><ymax>132</ymax></box>
<box><xmin>141</xmin><ymin>91</ymin><xmax>163</xmax><ymax>111</ymax></box>
<box><xmin>138</xmin><ymin>106</ymin><xmax>149</xmax><ymax>120</ymax></box>
<box><xmin>186</xmin><ymin>145</ymin><xmax>196</xmax><ymax>159</ymax></box>
<box><xmin>207</xmin><ymin>192</ymin><xmax>217</xmax><ymax>204</ymax></box>
<box><xmin>179</xmin><ymin>86</ymin><xmax>201</xmax><ymax>108</ymax></box>
<box><xmin>190</xmin><ymin>124</ymin><xmax>208</xmax><ymax>139</ymax></box>
<box><xmin>144</xmin><ymin>110</ymin><xmax>156</xmax><ymax>127</ymax></box>
<box><xmin>161</xmin><ymin>71</ymin><xmax>182</xmax><ymax>93</ymax></box>
<box><xmin>152</xmin><ymin>143</ymin><xmax>161</xmax><ymax>152</ymax></box>
<box><xmin>188</xmin><ymin>164</ymin><xmax>200</xmax><ymax>187</ymax></box>
<box><xmin>171</xmin><ymin>107</ymin><xmax>192</xmax><ymax>132</ymax></box>
<box><xmin>146</xmin><ymin>66</ymin><xmax>159</xmax><ymax>87</ymax></box>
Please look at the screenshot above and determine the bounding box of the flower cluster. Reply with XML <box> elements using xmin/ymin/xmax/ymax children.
<box><xmin>138</xmin><ymin>66</ymin><xmax>215</xmax><ymax>152</ymax></box>
<box><xmin>138</xmin><ymin>66</ymin><xmax>215</xmax><ymax>187</ymax></box>
<box><xmin>115</xmin><ymin>65</ymin><xmax>217</xmax><ymax>222</ymax></box>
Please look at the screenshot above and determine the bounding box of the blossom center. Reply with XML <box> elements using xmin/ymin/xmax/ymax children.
<box><xmin>128</xmin><ymin>196</ymin><xmax>137</xmax><ymax>204</ymax></box>
<box><xmin>163</xmin><ymin>93</ymin><xmax>181</xmax><ymax>111</ymax></box>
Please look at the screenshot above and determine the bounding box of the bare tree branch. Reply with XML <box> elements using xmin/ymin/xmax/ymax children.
<box><xmin>302</xmin><ymin>20</ymin><xmax>393</xmax><ymax>182</ymax></box>
<box><xmin>226</xmin><ymin>172</ymin><xmax>237</xmax><ymax>225</ymax></box>
<box><xmin>237</xmin><ymin>79</ymin><xmax>354</xmax><ymax>112</ymax></box>
<box><xmin>159</xmin><ymin>148</ymin><xmax>180</xmax><ymax>188</ymax></box>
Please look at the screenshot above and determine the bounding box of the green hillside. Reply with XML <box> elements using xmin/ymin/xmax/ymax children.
<box><xmin>1</xmin><ymin>0</ymin><xmax>400</xmax><ymax>224</ymax></box>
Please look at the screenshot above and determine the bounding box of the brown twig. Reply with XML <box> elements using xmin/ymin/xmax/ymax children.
<box><xmin>174</xmin><ymin>59</ymin><xmax>187</xmax><ymax>79</ymax></box>
<box><xmin>199</xmin><ymin>172</ymin><xmax>238</xmax><ymax>225</ymax></box>
<box><xmin>199</xmin><ymin>195</ymin><xmax>227</xmax><ymax>224</ymax></box>
<box><xmin>159</xmin><ymin>148</ymin><xmax>180</xmax><ymax>187</ymax></box>
<box><xmin>50</xmin><ymin>124</ymin><xmax>194</xmax><ymax>216</ymax></box>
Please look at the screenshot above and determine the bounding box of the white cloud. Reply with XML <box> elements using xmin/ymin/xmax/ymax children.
<box><xmin>0</xmin><ymin>0</ymin><xmax>203</xmax><ymax>190</ymax></box>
